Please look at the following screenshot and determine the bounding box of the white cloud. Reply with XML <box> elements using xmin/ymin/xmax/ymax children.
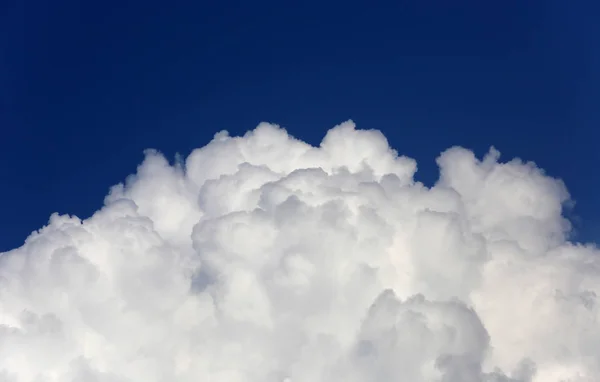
<box><xmin>1</xmin><ymin>120</ymin><xmax>598</xmax><ymax>382</ymax></box>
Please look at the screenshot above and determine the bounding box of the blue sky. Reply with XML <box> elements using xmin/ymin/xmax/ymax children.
<box><xmin>1</xmin><ymin>0</ymin><xmax>598</xmax><ymax>251</ymax></box>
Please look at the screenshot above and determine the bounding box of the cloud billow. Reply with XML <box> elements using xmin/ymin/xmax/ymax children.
<box><xmin>0</xmin><ymin>121</ymin><xmax>598</xmax><ymax>382</ymax></box>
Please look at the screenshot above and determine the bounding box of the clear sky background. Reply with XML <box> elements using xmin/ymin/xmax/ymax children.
<box><xmin>1</xmin><ymin>0</ymin><xmax>598</xmax><ymax>252</ymax></box>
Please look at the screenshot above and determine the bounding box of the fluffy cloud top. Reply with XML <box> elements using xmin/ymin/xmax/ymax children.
<box><xmin>1</xmin><ymin>121</ymin><xmax>598</xmax><ymax>382</ymax></box>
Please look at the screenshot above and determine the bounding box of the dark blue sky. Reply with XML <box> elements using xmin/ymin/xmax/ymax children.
<box><xmin>1</xmin><ymin>1</ymin><xmax>599</xmax><ymax>251</ymax></box>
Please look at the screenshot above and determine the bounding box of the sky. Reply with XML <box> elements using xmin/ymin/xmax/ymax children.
<box><xmin>1</xmin><ymin>1</ymin><xmax>599</xmax><ymax>251</ymax></box>
<box><xmin>2</xmin><ymin>2</ymin><xmax>600</xmax><ymax>381</ymax></box>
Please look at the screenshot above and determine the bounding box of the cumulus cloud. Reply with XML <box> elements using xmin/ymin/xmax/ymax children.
<box><xmin>1</xmin><ymin>121</ymin><xmax>599</xmax><ymax>382</ymax></box>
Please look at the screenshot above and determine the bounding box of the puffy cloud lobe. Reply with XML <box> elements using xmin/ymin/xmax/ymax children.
<box><xmin>0</xmin><ymin>120</ymin><xmax>599</xmax><ymax>382</ymax></box>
